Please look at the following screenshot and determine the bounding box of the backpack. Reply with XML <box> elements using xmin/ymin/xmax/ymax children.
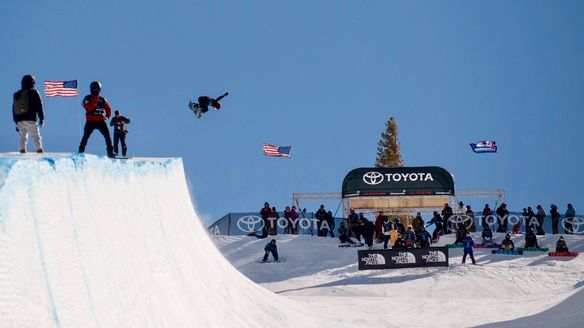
<box><xmin>13</xmin><ymin>90</ymin><xmax>29</xmax><ymax>115</ymax></box>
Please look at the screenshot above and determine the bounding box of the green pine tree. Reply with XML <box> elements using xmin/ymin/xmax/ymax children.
<box><xmin>375</xmin><ymin>117</ymin><xmax>403</xmax><ymax>167</ymax></box>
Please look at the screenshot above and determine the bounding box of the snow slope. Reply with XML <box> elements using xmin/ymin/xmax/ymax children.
<box><xmin>0</xmin><ymin>153</ymin><xmax>343</xmax><ymax>328</ymax></box>
<box><xmin>2</xmin><ymin>152</ymin><xmax>582</xmax><ymax>328</ymax></box>
<box><xmin>214</xmin><ymin>233</ymin><xmax>584</xmax><ymax>328</ymax></box>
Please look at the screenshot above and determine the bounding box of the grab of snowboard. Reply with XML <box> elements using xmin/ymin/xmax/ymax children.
<box><xmin>188</xmin><ymin>92</ymin><xmax>229</xmax><ymax>119</ymax></box>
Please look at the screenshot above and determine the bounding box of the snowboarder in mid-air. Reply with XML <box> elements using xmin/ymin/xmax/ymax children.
<box><xmin>189</xmin><ymin>92</ymin><xmax>229</xmax><ymax>118</ymax></box>
<box><xmin>263</xmin><ymin>239</ymin><xmax>279</xmax><ymax>262</ymax></box>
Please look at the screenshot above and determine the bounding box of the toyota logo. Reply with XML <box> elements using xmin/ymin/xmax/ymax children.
<box><xmin>363</xmin><ymin>171</ymin><xmax>384</xmax><ymax>185</ymax></box>
<box><xmin>561</xmin><ymin>217</ymin><xmax>584</xmax><ymax>235</ymax></box>
<box><xmin>237</xmin><ymin>215</ymin><xmax>265</xmax><ymax>233</ymax></box>
<box><xmin>447</xmin><ymin>214</ymin><xmax>474</xmax><ymax>231</ymax></box>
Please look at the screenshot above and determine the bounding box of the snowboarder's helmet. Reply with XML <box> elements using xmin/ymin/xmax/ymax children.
<box><xmin>271</xmin><ymin>239</ymin><xmax>276</xmax><ymax>243</ymax></box>
<box><xmin>211</xmin><ymin>100</ymin><xmax>221</xmax><ymax>109</ymax></box>
<box><xmin>90</xmin><ymin>81</ymin><xmax>102</xmax><ymax>94</ymax></box>
<box><xmin>505</xmin><ymin>233</ymin><xmax>511</xmax><ymax>239</ymax></box>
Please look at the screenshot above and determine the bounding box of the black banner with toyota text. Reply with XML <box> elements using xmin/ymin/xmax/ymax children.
<box><xmin>342</xmin><ymin>167</ymin><xmax>455</xmax><ymax>198</ymax></box>
<box><xmin>358</xmin><ymin>247</ymin><xmax>449</xmax><ymax>270</ymax></box>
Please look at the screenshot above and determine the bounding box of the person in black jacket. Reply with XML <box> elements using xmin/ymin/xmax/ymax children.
<box><xmin>13</xmin><ymin>75</ymin><xmax>44</xmax><ymax>153</ymax></box>
<box><xmin>441</xmin><ymin>203</ymin><xmax>453</xmax><ymax>234</ymax></box>
<box><xmin>496</xmin><ymin>203</ymin><xmax>509</xmax><ymax>233</ymax></box>
<box><xmin>326</xmin><ymin>210</ymin><xmax>335</xmax><ymax>238</ymax></box>
<box><xmin>338</xmin><ymin>223</ymin><xmax>356</xmax><ymax>245</ymax></box>
<box><xmin>550</xmin><ymin>204</ymin><xmax>560</xmax><ymax>235</ymax></box>
<box><xmin>362</xmin><ymin>218</ymin><xmax>375</xmax><ymax>248</ymax></box>
<box><xmin>500</xmin><ymin>234</ymin><xmax>515</xmax><ymax>251</ymax></box>
<box><xmin>262</xmin><ymin>239</ymin><xmax>279</xmax><ymax>262</ymax></box>
<box><xmin>109</xmin><ymin>110</ymin><xmax>131</xmax><ymax>157</ymax></box>
<box><xmin>393</xmin><ymin>234</ymin><xmax>406</xmax><ymax>249</ymax></box>
<box><xmin>315</xmin><ymin>205</ymin><xmax>327</xmax><ymax>237</ymax></box>
<box><xmin>524</xmin><ymin>228</ymin><xmax>539</xmax><ymax>248</ymax></box>
<box><xmin>427</xmin><ymin>211</ymin><xmax>443</xmax><ymax>242</ymax></box>
<box><xmin>556</xmin><ymin>236</ymin><xmax>569</xmax><ymax>253</ymax></box>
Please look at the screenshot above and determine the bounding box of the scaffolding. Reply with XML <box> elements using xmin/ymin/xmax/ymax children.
<box><xmin>293</xmin><ymin>188</ymin><xmax>505</xmax><ymax>218</ymax></box>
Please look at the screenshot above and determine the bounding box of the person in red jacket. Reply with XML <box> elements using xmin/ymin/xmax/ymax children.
<box><xmin>78</xmin><ymin>81</ymin><xmax>115</xmax><ymax>157</ymax></box>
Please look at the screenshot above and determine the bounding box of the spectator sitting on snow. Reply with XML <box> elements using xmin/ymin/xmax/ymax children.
<box><xmin>404</xmin><ymin>226</ymin><xmax>416</xmax><ymax>248</ymax></box>
<box><xmin>338</xmin><ymin>223</ymin><xmax>356</xmax><ymax>245</ymax></box>
<box><xmin>454</xmin><ymin>223</ymin><xmax>466</xmax><ymax>244</ymax></box>
<box><xmin>500</xmin><ymin>234</ymin><xmax>515</xmax><ymax>251</ymax></box>
<box><xmin>263</xmin><ymin>239</ymin><xmax>279</xmax><ymax>262</ymax></box>
<box><xmin>524</xmin><ymin>228</ymin><xmax>539</xmax><ymax>248</ymax></box>
<box><xmin>556</xmin><ymin>236</ymin><xmax>569</xmax><ymax>253</ymax></box>
<box><xmin>393</xmin><ymin>234</ymin><xmax>406</xmax><ymax>249</ymax></box>
<box><xmin>482</xmin><ymin>226</ymin><xmax>493</xmax><ymax>245</ymax></box>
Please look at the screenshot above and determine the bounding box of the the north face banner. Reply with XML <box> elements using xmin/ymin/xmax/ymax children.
<box><xmin>358</xmin><ymin>247</ymin><xmax>449</xmax><ymax>270</ymax></box>
<box><xmin>342</xmin><ymin>167</ymin><xmax>455</xmax><ymax>198</ymax></box>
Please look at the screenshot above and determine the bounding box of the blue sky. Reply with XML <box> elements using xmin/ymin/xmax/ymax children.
<box><xmin>1</xmin><ymin>1</ymin><xmax>583</xmax><ymax>224</ymax></box>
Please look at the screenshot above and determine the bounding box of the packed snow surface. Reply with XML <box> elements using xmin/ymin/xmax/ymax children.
<box><xmin>1</xmin><ymin>153</ymin><xmax>582</xmax><ymax>328</ymax></box>
<box><xmin>0</xmin><ymin>154</ymin><xmax>342</xmax><ymax>328</ymax></box>
<box><xmin>213</xmin><ymin>232</ymin><xmax>584</xmax><ymax>328</ymax></box>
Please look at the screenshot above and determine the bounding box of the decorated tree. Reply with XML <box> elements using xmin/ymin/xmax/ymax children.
<box><xmin>375</xmin><ymin>116</ymin><xmax>403</xmax><ymax>167</ymax></box>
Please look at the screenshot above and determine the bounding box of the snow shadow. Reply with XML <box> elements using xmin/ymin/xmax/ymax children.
<box><xmin>474</xmin><ymin>287</ymin><xmax>584</xmax><ymax>328</ymax></box>
<box><xmin>275</xmin><ymin>271</ymin><xmax>436</xmax><ymax>295</ymax></box>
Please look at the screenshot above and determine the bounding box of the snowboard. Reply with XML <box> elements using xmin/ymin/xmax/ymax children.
<box><xmin>112</xmin><ymin>156</ymin><xmax>132</xmax><ymax>160</ymax></box>
<box><xmin>491</xmin><ymin>250</ymin><xmax>523</xmax><ymax>255</ymax></box>
<box><xmin>517</xmin><ymin>247</ymin><xmax>549</xmax><ymax>252</ymax></box>
<box><xmin>475</xmin><ymin>243</ymin><xmax>500</xmax><ymax>249</ymax></box>
<box><xmin>339</xmin><ymin>243</ymin><xmax>364</xmax><ymax>248</ymax></box>
<box><xmin>548</xmin><ymin>252</ymin><xmax>578</xmax><ymax>257</ymax></box>
<box><xmin>188</xmin><ymin>101</ymin><xmax>203</xmax><ymax>119</ymax></box>
<box><xmin>447</xmin><ymin>243</ymin><xmax>464</xmax><ymax>248</ymax></box>
<box><xmin>257</xmin><ymin>258</ymin><xmax>286</xmax><ymax>263</ymax></box>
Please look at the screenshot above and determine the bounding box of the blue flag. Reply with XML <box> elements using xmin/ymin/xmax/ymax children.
<box><xmin>470</xmin><ymin>141</ymin><xmax>497</xmax><ymax>153</ymax></box>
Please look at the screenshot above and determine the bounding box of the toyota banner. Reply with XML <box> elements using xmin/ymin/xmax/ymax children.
<box><xmin>342</xmin><ymin>166</ymin><xmax>455</xmax><ymax>198</ymax></box>
<box><xmin>358</xmin><ymin>247</ymin><xmax>449</xmax><ymax>270</ymax></box>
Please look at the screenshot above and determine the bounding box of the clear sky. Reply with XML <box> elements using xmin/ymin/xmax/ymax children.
<box><xmin>1</xmin><ymin>1</ymin><xmax>583</xmax><ymax>225</ymax></box>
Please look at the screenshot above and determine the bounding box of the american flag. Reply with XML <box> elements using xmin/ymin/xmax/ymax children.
<box><xmin>263</xmin><ymin>144</ymin><xmax>292</xmax><ymax>158</ymax></box>
<box><xmin>44</xmin><ymin>80</ymin><xmax>78</xmax><ymax>97</ymax></box>
<box><xmin>470</xmin><ymin>140</ymin><xmax>497</xmax><ymax>153</ymax></box>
